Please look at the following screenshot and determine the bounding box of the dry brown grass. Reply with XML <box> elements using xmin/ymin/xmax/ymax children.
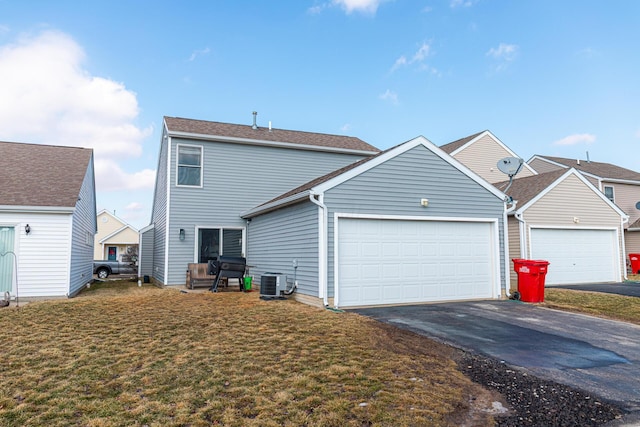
<box><xmin>544</xmin><ymin>287</ymin><xmax>640</xmax><ymax>325</ymax></box>
<box><xmin>0</xmin><ymin>282</ymin><xmax>494</xmax><ymax>427</ymax></box>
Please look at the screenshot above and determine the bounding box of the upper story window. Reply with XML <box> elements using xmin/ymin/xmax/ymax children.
<box><xmin>177</xmin><ymin>144</ymin><xmax>203</xmax><ymax>187</ymax></box>
<box><xmin>604</xmin><ymin>185</ymin><xmax>614</xmax><ymax>203</ymax></box>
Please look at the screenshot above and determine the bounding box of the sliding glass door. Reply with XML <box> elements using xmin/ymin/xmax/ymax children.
<box><xmin>198</xmin><ymin>228</ymin><xmax>243</xmax><ymax>263</ymax></box>
<box><xmin>0</xmin><ymin>227</ymin><xmax>15</xmax><ymax>294</ymax></box>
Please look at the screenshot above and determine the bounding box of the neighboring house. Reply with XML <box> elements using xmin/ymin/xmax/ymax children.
<box><xmin>140</xmin><ymin>115</ymin><xmax>380</xmax><ymax>286</ymax></box>
<box><xmin>243</xmin><ymin>136</ymin><xmax>509</xmax><ymax>308</ymax></box>
<box><xmin>0</xmin><ymin>141</ymin><xmax>97</xmax><ymax>298</ymax></box>
<box><xmin>440</xmin><ymin>130</ymin><xmax>538</xmax><ymax>183</ymax></box>
<box><xmin>94</xmin><ymin>209</ymin><xmax>139</xmax><ymax>263</ymax></box>
<box><xmin>495</xmin><ymin>168</ymin><xmax>628</xmax><ymax>288</ymax></box>
<box><xmin>528</xmin><ymin>155</ymin><xmax>640</xmax><ymax>256</ymax></box>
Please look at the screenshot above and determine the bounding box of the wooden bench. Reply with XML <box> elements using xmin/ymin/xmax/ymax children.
<box><xmin>186</xmin><ymin>263</ymin><xmax>216</xmax><ymax>289</ymax></box>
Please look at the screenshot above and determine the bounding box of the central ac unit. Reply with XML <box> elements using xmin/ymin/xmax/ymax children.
<box><xmin>260</xmin><ymin>272</ymin><xmax>287</xmax><ymax>297</ymax></box>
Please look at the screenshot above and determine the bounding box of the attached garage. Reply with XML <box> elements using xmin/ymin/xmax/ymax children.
<box><xmin>530</xmin><ymin>228</ymin><xmax>620</xmax><ymax>285</ymax></box>
<box><xmin>244</xmin><ymin>136</ymin><xmax>509</xmax><ymax>308</ymax></box>
<box><xmin>503</xmin><ymin>168</ymin><xmax>628</xmax><ymax>289</ymax></box>
<box><xmin>337</xmin><ymin>217</ymin><xmax>499</xmax><ymax>307</ymax></box>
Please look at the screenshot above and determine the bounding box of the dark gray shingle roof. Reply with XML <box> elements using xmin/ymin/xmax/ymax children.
<box><xmin>440</xmin><ymin>131</ymin><xmax>485</xmax><ymax>154</ymax></box>
<box><xmin>0</xmin><ymin>141</ymin><xmax>92</xmax><ymax>208</ymax></box>
<box><xmin>534</xmin><ymin>156</ymin><xmax>640</xmax><ymax>182</ymax></box>
<box><xmin>495</xmin><ymin>169</ymin><xmax>568</xmax><ymax>207</ymax></box>
<box><xmin>164</xmin><ymin>116</ymin><xmax>379</xmax><ymax>153</ymax></box>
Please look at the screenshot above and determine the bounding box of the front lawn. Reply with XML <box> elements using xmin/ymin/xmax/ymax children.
<box><xmin>0</xmin><ymin>284</ymin><xmax>494</xmax><ymax>427</ymax></box>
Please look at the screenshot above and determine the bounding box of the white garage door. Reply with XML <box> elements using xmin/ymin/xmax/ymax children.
<box><xmin>337</xmin><ymin>218</ymin><xmax>496</xmax><ymax>307</ymax></box>
<box><xmin>530</xmin><ymin>228</ymin><xmax>619</xmax><ymax>285</ymax></box>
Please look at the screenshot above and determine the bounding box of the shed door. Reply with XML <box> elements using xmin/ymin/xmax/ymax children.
<box><xmin>0</xmin><ymin>227</ymin><xmax>15</xmax><ymax>294</ymax></box>
<box><xmin>530</xmin><ymin>228</ymin><xmax>619</xmax><ymax>285</ymax></box>
<box><xmin>337</xmin><ymin>218</ymin><xmax>495</xmax><ymax>307</ymax></box>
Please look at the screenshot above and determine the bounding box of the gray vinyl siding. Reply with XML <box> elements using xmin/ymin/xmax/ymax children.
<box><xmin>149</xmin><ymin>132</ymin><xmax>169</xmax><ymax>284</ymax></box>
<box><xmin>69</xmin><ymin>157</ymin><xmax>97</xmax><ymax>296</ymax></box>
<box><xmin>323</xmin><ymin>145</ymin><xmax>506</xmax><ymax>298</ymax></box>
<box><xmin>165</xmin><ymin>138</ymin><xmax>366</xmax><ymax>285</ymax></box>
<box><xmin>139</xmin><ymin>226</ymin><xmax>154</xmax><ymax>277</ymax></box>
<box><xmin>246</xmin><ymin>202</ymin><xmax>319</xmax><ymax>296</ymax></box>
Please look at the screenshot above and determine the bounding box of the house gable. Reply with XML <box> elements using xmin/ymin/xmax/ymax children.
<box><xmin>515</xmin><ymin>170</ymin><xmax>626</xmax><ymax>226</ymax></box>
<box><xmin>245</xmin><ymin>136</ymin><xmax>507</xmax><ymax>218</ymax></box>
<box><xmin>148</xmin><ymin>116</ymin><xmax>380</xmax><ymax>286</ymax></box>
<box><xmin>440</xmin><ymin>131</ymin><xmax>537</xmax><ymax>184</ymax></box>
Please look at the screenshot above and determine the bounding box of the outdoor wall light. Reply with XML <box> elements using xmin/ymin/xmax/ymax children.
<box><xmin>179</xmin><ymin>228</ymin><xmax>185</xmax><ymax>241</ymax></box>
<box><xmin>25</xmin><ymin>224</ymin><xmax>31</xmax><ymax>235</ymax></box>
<box><xmin>420</xmin><ymin>198</ymin><xmax>429</xmax><ymax>207</ymax></box>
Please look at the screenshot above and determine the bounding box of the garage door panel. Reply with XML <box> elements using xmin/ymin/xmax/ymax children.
<box><xmin>338</xmin><ymin>218</ymin><xmax>495</xmax><ymax>306</ymax></box>
<box><xmin>530</xmin><ymin>228</ymin><xmax>618</xmax><ymax>285</ymax></box>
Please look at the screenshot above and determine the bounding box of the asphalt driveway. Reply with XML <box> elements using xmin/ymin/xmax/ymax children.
<box><xmin>352</xmin><ymin>300</ymin><xmax>640</xmax><ymax>414</ymax></box>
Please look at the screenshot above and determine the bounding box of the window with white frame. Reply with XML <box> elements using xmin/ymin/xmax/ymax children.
<box><xmin>177</xmin><ymin>145</ymin><xmax>203</xmax><ymax>187</ymax></box>
<box><xmin>604</xmin><ymin>185</ymin><xmax>614</xmax><ymax>203</ymax></box>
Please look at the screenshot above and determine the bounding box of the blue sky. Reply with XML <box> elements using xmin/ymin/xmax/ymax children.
<box><xmin>1</xmin><ymin>0</ymin><xmax>639</xmax><ymax>228</ymax></box>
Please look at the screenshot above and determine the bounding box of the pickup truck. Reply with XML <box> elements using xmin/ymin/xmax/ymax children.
<box><xmin>93</xmin><ymin>260</ymin><xmax>137</xmax><ymax>279</ymax></box>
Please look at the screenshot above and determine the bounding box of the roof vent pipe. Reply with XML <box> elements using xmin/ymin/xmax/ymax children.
<box><xmin>252</xmin><ymin>111</ymin><xmax>258</xmax><ymax>130</ymax></box>
<box><xmin>586</xmin><ymin>151</ymin><xmax>590</xmax><ymax>163</ymax></box>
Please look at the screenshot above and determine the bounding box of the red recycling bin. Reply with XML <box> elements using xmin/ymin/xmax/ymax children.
<box><xmin>629</xmin><ymin>254</ymin><xmax>640</xmax><ymax>274</ymax></box>
<box><xmin>512</xmin><ymin>259</ymin><xmax>550</xmax><ymax>303</ymax></box>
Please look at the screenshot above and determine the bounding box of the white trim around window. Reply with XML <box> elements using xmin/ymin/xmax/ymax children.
<box><xmin>604</xmin><ymin>185</ymin><xmax>615</xmax><ymax>203</ymax></box>
<box><xmin>176</xmin><ymin>144</ymin><xmax>203</xmax><ymax>188</ymax></box>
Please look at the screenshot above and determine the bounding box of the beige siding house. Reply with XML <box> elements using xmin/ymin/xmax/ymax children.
<box><xmin>528</xmin><ymin>155</ymin><xmax>640</xmax><ymax>256</ymax></box>
<box><xmin>497</xmin><ymin>169</ymin><xmax>628</xmax><ymax>288</ymax></box>
<box><xmin>441</xmin><ymin>131</ymin><xmax>537</xmax><ymax>183</ymax></box>
<box><xmin>94</xmin><ymin>210</ymin><xmax>139</xmax><ymax>262</ymax></box>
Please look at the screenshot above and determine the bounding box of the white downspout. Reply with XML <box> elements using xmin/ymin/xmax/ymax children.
<box><xmin>309</xmin><ymin>193</ymin><xmax>329</xmax><ymax>307</ymax></box>
<box><xmin>514</xmin><ymin>211</ymin><xmax>526</xmax><ymax>258</ymax></box>
<box><xmin>503</xmin><ymin>201</ymin><xmax>518</xmax><ymax>298</ymax></box>
<box><xmin>622</xmin><ymin>215</ymin><xmax>629</xmax><ymax>281</ymax></box>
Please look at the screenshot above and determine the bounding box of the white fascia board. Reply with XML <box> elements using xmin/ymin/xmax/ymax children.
<box><xmin>0</xmin><ymin>205</ymin><xmax>75</xmax><ymax>214</ymax></box>
<box><xmin>600</xmin><ymin>178</ymin><xmax>640</xmax><ymax>186</ymax></box>
<box><xmin>313</xmin><ymin>135</ymin><xmax>508</xmax><ymax>201</ymax></box>
<box><xmin>241</xmin><ymin>191</ymin><xmax>312</xmax><ymax>218</ymax></box>
<box><xmin>515</xmin><ymin>168</ymin><xmax>629</xmax><ymax>220</ymax></box>
<box><xmin>452</xmin><ymin>131</ymin><xmax>538</xmax><ymax>176</ymax></box>
<box><xmin>139</xmin><ymin>223</ymin><xmax>155</xmax><ymax>233</ymax></box>
<box><xmin>97</xmin><ymin>209</ymin><xmax>137</xmax><ymax>230</ymax></box>
<box><xmin>99</xmin><ymin>225</ymin><xmax>139</xmax><ymax>244</ymax></box>
<box><xmin>527</xmin><ymin>155</ymin><xmax>569</xmax><ymax>169</ymax></box>
<box><xmin>166</xmin><ymin>130</ymin><xmax>379</xmax><ymax>156</ymax></box>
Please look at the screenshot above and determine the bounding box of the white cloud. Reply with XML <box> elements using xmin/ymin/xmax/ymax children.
<box><xmin>391</xmin><ymin>41</ymin><xmax>435</xmax><ymax>73</ymax></box>
<box><xmin>379</xmin><ymin>89</ymin><xmax>399</xmax><ymax>105</ymax></box>
<box><xmin>554</xmin><ymin>133</ymin><xmax>596</xmax><ymax>146</ymax></box>
<box><xmin>125</xmin><ymin>202</ymin><xmax>144</xmax><ymax>211</ymax></box>
<box><xmin>486</xmin><ymin>42</ymin><xmax>519</xmax><ymax>72</ymax></box>
<box><xmin>340</xmin><ymin>123</ymin><xmax>352</xmax><ymax>132</ymax></box>
<box><xmin>188</xmin><ymin>47</ymin><xmax>210</xmax><ymax>61</ymax></box>
<box><xmin>334</xmin><ymin>0</ymin><xmax>382</xmax><ymax>14</ymax></box>
<box><xmin>0</xmin><ymin>30</ymin><xmax>154</xmax><ymax>193</ymax></box>
<box><xmin>94</xmin><ymin>159</ymin><xmax>156</xmax><ymax>192</ymax></box>
<box><xmin>308</xmin><ymin>0</ymin><xmax>387</xmax><ymax>15</ymax></box>
<box><xmin>486</xmin><ymin>43</ymin><xmax>518</xmax><ymax>61</ymax></box>
<box><xmin>450</xmin><ymin>0</ymin><xmax>475</xmax><ymax>8</ymax></box>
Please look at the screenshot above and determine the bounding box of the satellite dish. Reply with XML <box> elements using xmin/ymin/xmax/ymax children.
<box><xmin>635</xmin><ymin>201</ymin><xmax>640</xmax><ymax>211</ymax></box>
<box><xmin>497</xmin><ymin>157</ymin><xmax>524</xmax><ymax>177</ymax></box>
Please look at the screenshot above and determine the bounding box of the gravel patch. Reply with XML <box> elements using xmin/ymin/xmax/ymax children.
<box><xmin>456</xmin><ymin>352</ymin><xmax>625</xmax><ymax>426</ymax></box>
